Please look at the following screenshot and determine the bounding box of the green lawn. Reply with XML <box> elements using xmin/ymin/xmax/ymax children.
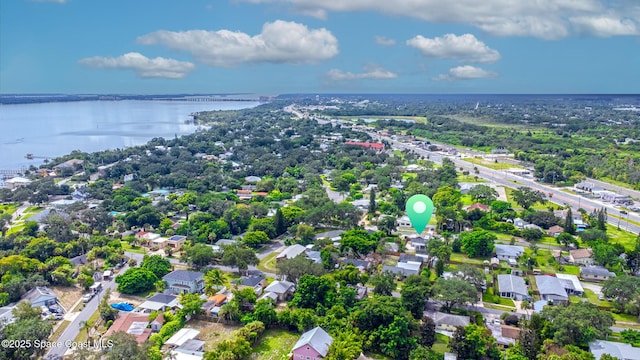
<box><xmin>74</xmin><ymin>309</ymin><xmax>101</xmax><ymax>344</ymax></box>
<box><xmin>583</xmin><ymin>289</ymin><xmax>612</xmax><ymax>307</ymax></box>
<box><xmin>606</xmin><ymin>225</ymin><xmax>638</xmax><ymax>250</ymax></box>
<box><xmin>0</xmin><ymin>203</ymin><xmax>18</xmax><ymax>215</ymax></box>
<box><xmin>483</xmin><ymin>292</ymin><xmax>516</xmax><ymax>307</ymax></box>
<box><xmin>450</xmin><ymin>252</ymin><xmax>485</xmax><ymax>265</ymax></box>
<box><xmin>463</xmin><ymin>157</ymin><xmax>523</xmax><ymax>171</ymax></box>
<box><xmin>250</xmin><ymin>329</ymin><xmax>299</xmax><ymax>360</ymax></box>
<box><xmin>120</xmin><ymin>241</ymin><xmax>148</xmax><ymax>254</ymax></box>
<box><xmin>432</xmin><ymin>333</ymin><xmax>450</xmax><ymax>354</ymax></box>
<box><xmin>458</xmin><ymin>174</ymin><xmax>486</xmax><ymax>183</ymax></box>
<box><xmin>257</xmin><ymin>252</ymin><xmax>279</xmax><ymax>273</ymax></box>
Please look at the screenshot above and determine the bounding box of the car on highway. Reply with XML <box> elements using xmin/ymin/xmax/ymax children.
<box><xmin>620</xmin><ymin>210</ymin><xmax>628</xmax><ymax>215</ymax></box>
<box><xmin>82</xmin><ymin>293</ymin><xmax>94</xmax><ymax>303</ymax></box>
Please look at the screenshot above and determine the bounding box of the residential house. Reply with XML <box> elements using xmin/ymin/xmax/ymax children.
<box><xmin>292</xmin><ymin>326</ymin><xmax>334</xmax><ymax>360</ymax></box>
<box><xmin>103</xmin><ymin>313</ymin><xmax>152</xmax><ymax>344</ymax></box>
<box><xmin>166</xmin><ymin>328</ymin><xmax>201</xmax><ymax>348</ymax></box>
<box><xmin>167</xmin><ymin>235</ymin><xmax>187</xmax><ymax>249</ymax></box>
<box><xmin>244</xmin><ymin>176</ymin><xmax>262</xmax><ymax>183</ymax></box>
<box><xmin>307</xmin><ymin>250</ymin><xmax>322</xmax><ymax>264</ymax></box>
<box><xmin>556</xmin><ymin>273</ymin><xmax>584</xmax><ymax>296</ymax></box>
<box><xmin>172</xmin><ymin>339</ymin><xmax>206</xmax><ymax>359</ymax></box>
<box><xmin>465</xmin><ymin>202</ymin><xmax>490</xmax><ymax>212</ymax></box>
<box><xmin>547</xmin><ymin>225</ymin><xmax>565</xmax><ymax>237</ymax></box>
<box><xmin>276</xmin><ymin>244</ymin><xmax>307</xmax><ymax>261</ymax></box>
<box><xmin>21</xmin><ymin>286</ymin><xmax>58</xmax><ymax>308</ymax></box>
<box><xmin>431</xmin><ymin>312</ymin><xmax>471</xmax><ymax>332</ymax></box>
<box><xmin>135</xmin><ymin>293</ymin><xmax>179</xmax><ymax>314</ymax></box>
<box><xmin>263</xmin><ymin>280</ymin><xmax>295</xmax><ymax>302</ymax></box>
<box><xmin>589</xmin><ymin>340</ymin><xmax>640</xmax><ymax>360</ymax></box>
<box><xmin>535</xmin><ymin>275</ymin><xmax>569</xmax><ymax>305</ymax></box>
<box><xmin>411</xmin><ymin>237</ymin><xmax>427</xmax><ymax>253</ymax></box>
<box><xmin>257</xmin><ymin>291</ymin><xmax>279</xmax><ymax>304</ymax></box>
<box><xmin>569</xmin><ymin>249</ymin><xmax>595</xmax><ymax>266</ymax></box>
<box><xmin>314</xmin><ymin>230</ymin><xmax>344</xmax><ymax>242</ymax></box>
<box><xmin>497</xmin><ymin>275</ymin><xmax>530</xmax><ymax>300</ymax></box>
<box><xmin>351</xmin><ymin>199</ymin><xmax>371</xmax><ymax>211</ymax></box>
<box><xmin>495</xmin><ymin>245</ymin><xmax>525</xmax><ymax>261</ymax></box>
<box><xmin>150</xmin><ymin>313</ymin><xmax>164</xmax><ymax>332</ymax></box>
<box><xmin>397</xmin><ymin>215</ymin><xmax>412</xmax><ymax>228</ymax></box>
<box><xmin>512</xmin><ymin>218</ymin><xmax>528</xmax><ymax>229</ymax></box>
<box><xmin>342</xmin><ymin>259</ymin><xmax>371</xmax><ymax>272</ymax></box>
<box><xmin>444</xmin><ymin>353</ymin><xmax>457</xmax><ymax>360</ymax></box>
<box><xmin>231</xmin><ymin>274</ymin><xmax>267</xmax><ymax>295</ymax></box>
<box><xmin>163</xmin><ymin>270</ymin><xmax>205</xmax><ymax>294</ymax></box>
<box><xmin>215</xmin><ymin>239</ymin><xmax>238</xmax><ymax>247</ymax></box>
<box><xmin>580</xmin><ymin>266</ymin><xmax>616</xmax><ymax>282</ymax></box>
<box><xmin>5</xmin><ymin>177</ymin><xmax>32</xmax><ymax>189</ymax></box>
<box><xmin>524</xmin><ymin>223</ymin><xmax>543</xmax><ymax>232</ymax></box>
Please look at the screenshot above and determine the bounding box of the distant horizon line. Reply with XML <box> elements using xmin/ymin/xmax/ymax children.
<box><xmin>1</xmin><ymin>92</ymin><xmax>639</xmax><ymax>96</ymax></box>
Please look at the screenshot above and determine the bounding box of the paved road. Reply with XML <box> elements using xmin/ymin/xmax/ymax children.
<box><xmin>45</xmin><ymin>264</ymin><xmax>129</xmax><ymax>359</ymax></box>
<box><xmin>384</xmin><ymin>138</ymin><xmax>640</xmax><ymax>235</ymax></box>
<box><xmin>585</xmin><ymin>177</ymin><xmax>640</xmax><ymax>199</ymax></box>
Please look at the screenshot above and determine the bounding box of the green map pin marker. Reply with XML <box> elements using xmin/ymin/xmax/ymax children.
<box><xmin>406</xmin><ymin>194</ymin><xmax>434</xmax><ymax>234</ymax></box>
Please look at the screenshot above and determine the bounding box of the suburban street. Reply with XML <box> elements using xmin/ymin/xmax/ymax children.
<box><xmin>44</xmin><ymin>264</ymin><xmax>128</xmax><ymax>359</ymax></box>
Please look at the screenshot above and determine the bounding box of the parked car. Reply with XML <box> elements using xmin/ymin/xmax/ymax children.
<box><xmin>82</xmin><ymin>294</ymin><xmax>94</xmax><ymax>303</ymax></box>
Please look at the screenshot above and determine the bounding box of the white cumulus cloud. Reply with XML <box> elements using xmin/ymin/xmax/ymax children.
<box><xmin>406</xmin><ymin>33</ymin><xmax>500</xmax><ymax>63</ymax></box>
<box><xmin>136</xmin><ymin>20</ymin><xmax>339</xmax><ymax>67</ymax></box>
<box><xmin>241</xmin><ymin>0</ymin><xmax>640</xmax><ymax>39</ymax></box>
<box><xmin>434</xmin><ymin>65</ymin><xmax>498</xmax><ymax>81</ymax></box>
<box><xmin>374</xmin><ymin>36</ymin><xmax>396</xmax><ymax>46</ymax></box>
<box><xmin>78</xmin><ymin>52</ymin><xmax>196</xmax><ymax>79</ymax></box>
<box><xmin>570</xmin><ymin>16</ymin><xmax>639</xmax><ymax>37</ymax></box>
<box><xmin>326</xmin><ymin>65</ymin><xmax>398</xmax><ymax>81</ymax></box>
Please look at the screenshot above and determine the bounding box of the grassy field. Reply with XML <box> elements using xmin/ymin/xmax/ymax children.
<box><xmin>450</xmin><ymin>253</ymin><xmax>485</xmax><ymax>265</ymax></box>
<box><xmin>583</xmin><ymin>289</ymin><xmax>612</xmax><ymax>307</ymax></box>
<box><xmin>458</xmin><ymin>174</ymin><xmax>486</xmax><ymax>183</ymax></box>
<box><xmin>463</xmin><ymin>157</ymin><xmax>523</xmax><ymax>171</ymax></box>
<box><xmin>606</xmin><ymin>225</ymin><xmax>638</xmax><ymax>250</ymax></box>
<box><xmin>189</xmin><ymin>320</ymin><xmax>241</xmax><ymax>351</ymax></box>
<box><xmin>249</xmin><ymin>329</ymin><xmax>299</xmax><ymax>360</ymax></box>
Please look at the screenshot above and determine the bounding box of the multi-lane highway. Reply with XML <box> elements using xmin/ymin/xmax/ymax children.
<box><xmin>383</xmin><ymin>137</ymin><xmax>640</xmax><ymax>235</ymax></box>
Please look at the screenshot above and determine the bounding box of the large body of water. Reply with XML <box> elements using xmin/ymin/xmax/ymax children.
<box><xmin>0</xmin><ymin>100</ymin><xmax>260</xmax><ymax>170</ymax></box>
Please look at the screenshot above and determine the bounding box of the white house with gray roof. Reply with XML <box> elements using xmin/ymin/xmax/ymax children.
<box><xmin>555</xmin><ymin>273</ymin><xmax>584</xmax><ymax>296</ymax></box>
<box><xmin>163</xmin><ymin>270</ymin><xmax>205</xmax><ymax>294</ymax></box>
<box><xmin>580</xmin><ymin>266</ymin><xmax>616</xmax><ymax>282</ymax></box>
<box><xmin>535</xmin><ymin>275</ymin><xmax>569</xmax><ymax>305</ymax></box>
<box><xmin>495</xmin><ymin>245</ymin><xmax>525</xmax><ymax>261</ymax></box>
<box><xmin>497</xmin><ymin>274</ymin><xmax>530</xmax><ymax>300</ymax></box>
<box><xmin>264</xmin><ymin>280</ymin><xmax>295</xmax><ymax>302</ymax></box>
<box><xmin>276</xmin><ymin>244</ymin><xmax>307</xmax><ymax>261</ymax></box>
<box><xmin>589</xmin><ymin>340</ymin><xmax>640</xmax><ymax>360</ymax></box>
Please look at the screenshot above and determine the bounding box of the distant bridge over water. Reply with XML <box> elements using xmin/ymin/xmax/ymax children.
<box><xmin>158</xmin><ymin>97</ymin><xmax>263</xmax><ymax>102</ymax></box>
<box><xmin>0</xmin><ymin>168</ymin><xmax>27</xmax><ymax>178</ymax></box>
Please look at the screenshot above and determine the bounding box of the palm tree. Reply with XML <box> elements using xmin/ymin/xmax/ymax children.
<box><xmin>204</xmin><ymin>269</ymin><xmax>227</xmax><ymax>296</ymax></box>
<box><xmin>79</xmin><ymin>320</ymin><xmax>92</xmax><ymax>339</ymax></box>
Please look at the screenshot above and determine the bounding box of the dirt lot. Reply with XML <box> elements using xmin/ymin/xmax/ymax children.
<box><xmin>52</xmin><ymin>286</ymin><xmax>83</xmax><ymax>311</ymax></box>
<box><xmin>187</xmin><ymin>319</ymin><xmax>240</xmax><ymax>351</ymax></box>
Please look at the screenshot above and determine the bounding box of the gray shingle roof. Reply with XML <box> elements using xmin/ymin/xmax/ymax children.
<box><xmin>148</xmin><ymin>293</ymin><xmax>177</xmax><ymax>304</ymax></box>
<box><xmin>434</xmin><ymin>312</ymin><xmax>471</xmax><ymax>327</ymax></box>
<box><xmin>535</xmin><ymin>276</ymin><xmax>568</xmax><ymax>300</ymax></box>
<box><xmin>293</xmin><ymin>326</ymin><xmax>333</xmax><ymax>357</ymax></box>
<box><xmin>581</xmin><ymin>266</ymin><xmax>616</xmax><ymax>278</ymax></box>
<box><xmin>495</xmin><ymin>245</ymin><xmax>525</xmax><ymax>258</ymax></box>
<box><xmin>22</xmin><ymin>286</ymin><xmax>57</xmax><ymax>303</ymax></box>
<box><xmin>264</xmin><ymin>280</ymin><xmax>295</xmax><ymax>294</ymax></box>
<box><xmin>232</xmin><ymin>274</ymin><xmax>265</xmax><ymax>287</ymax></box>
<box><xmin>162</xmin><ymin>270</ymin><xmax>204</xmax><ymax>282</ymax></box>
<box><xmin>589</xmin><ymin>340</ymin><xmax>640</xmax><ymax>360</ymax></box>
<box><xmin>497</xmin><ymin>274</ymin><xmax>528</xmax><ymax>296</ymax></box>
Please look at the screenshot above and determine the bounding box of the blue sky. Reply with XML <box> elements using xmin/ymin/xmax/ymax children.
<box><xmin>1</xmin><ymin>0</ymin><xmax>639</xmax><ymax>94</ymax></box>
